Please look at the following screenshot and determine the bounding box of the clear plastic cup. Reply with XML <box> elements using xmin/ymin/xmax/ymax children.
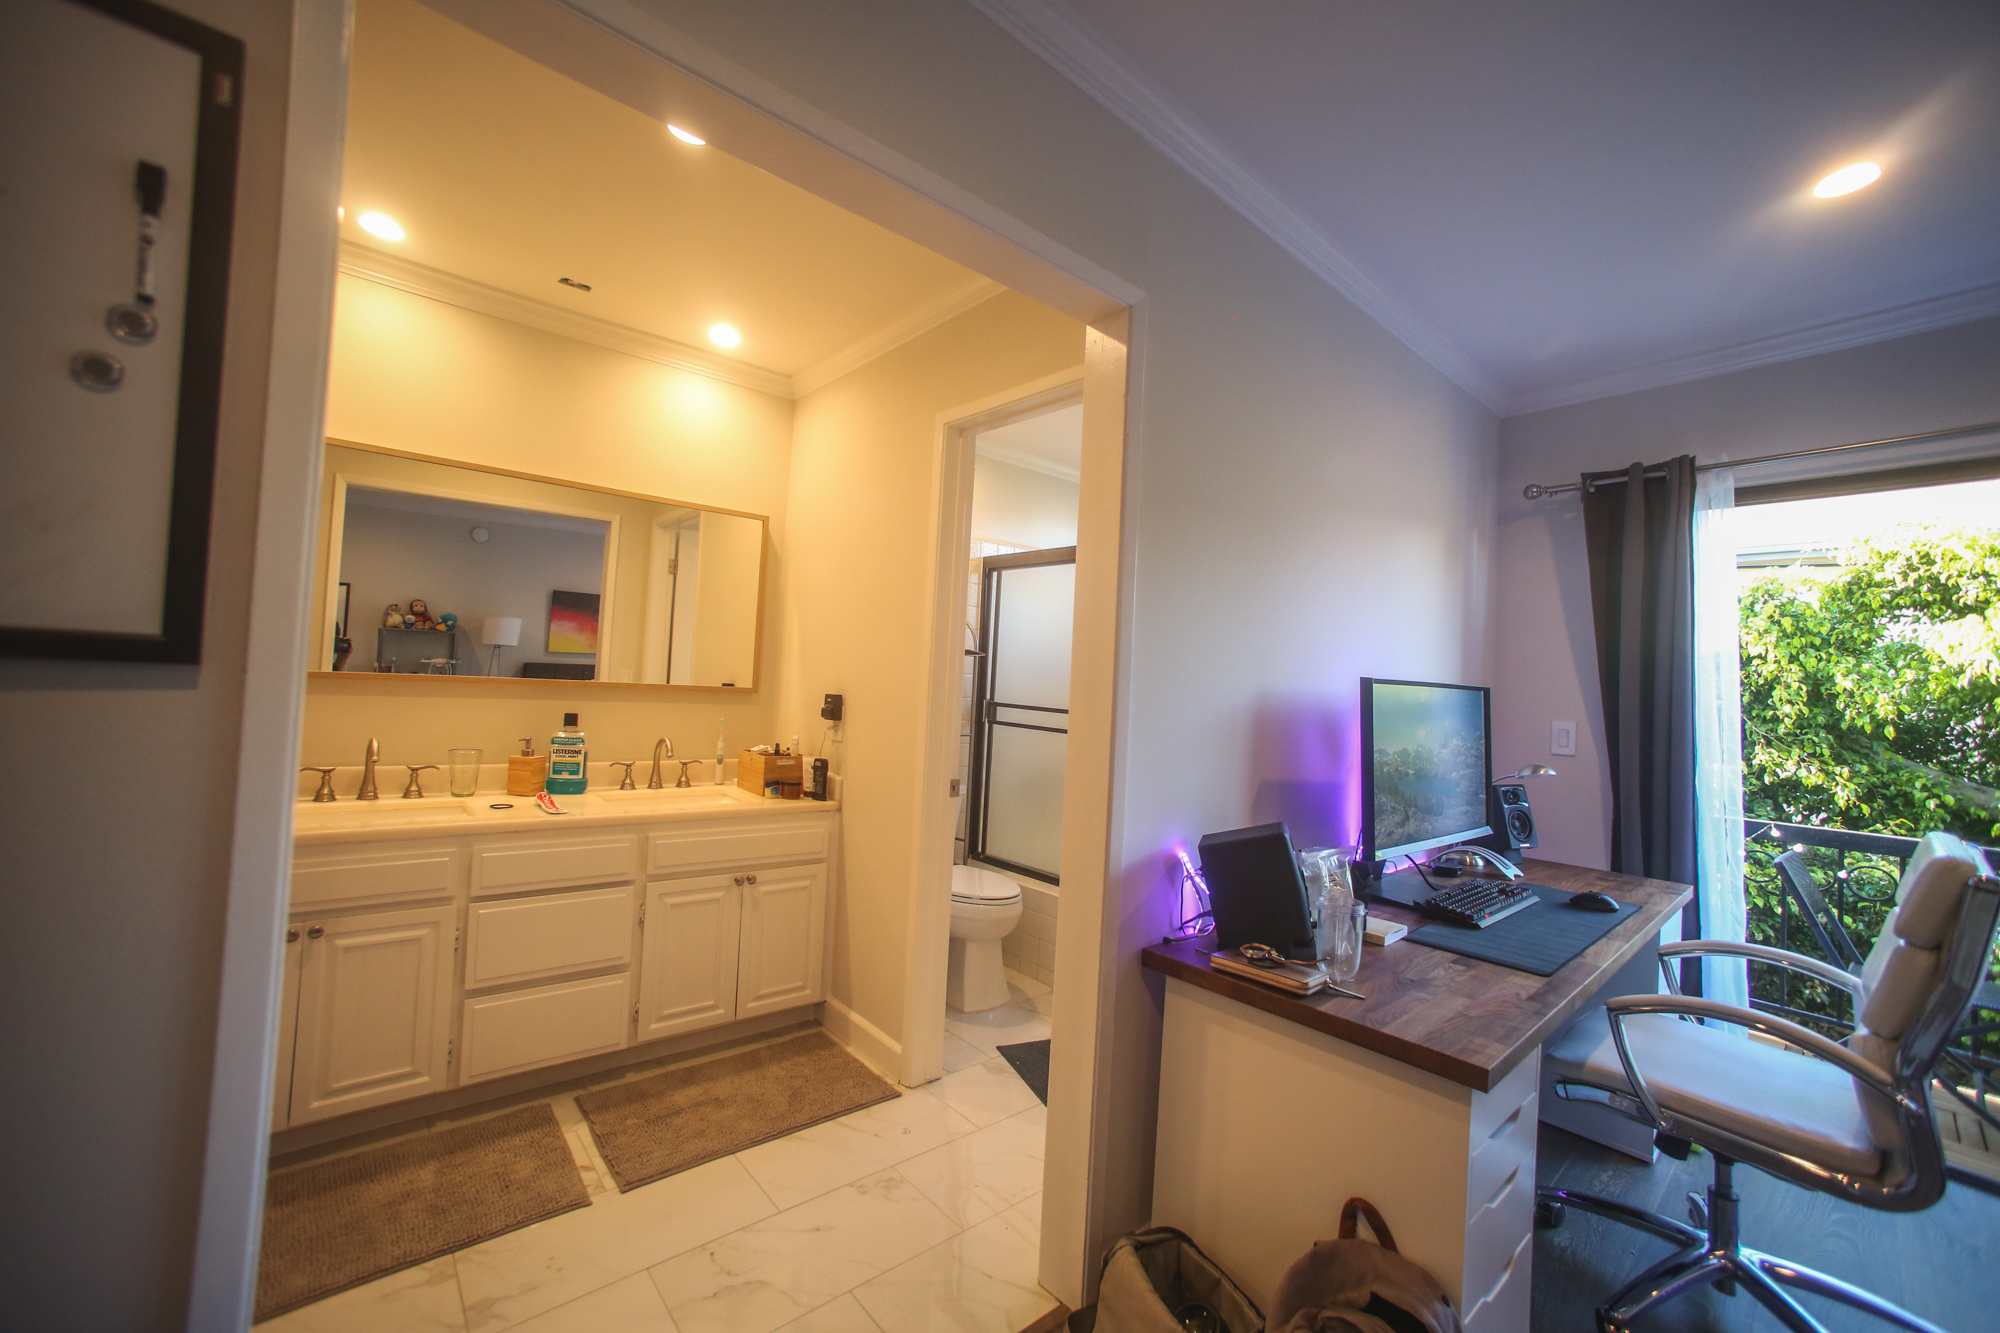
<box><xmin>448</xmin><ymin>748</ymin><xmax>482</xmax><ymax>797</ymax></box>
<box><xmin>1325</xmin><ymin>899</ymin><xmax>1367</xmax><ymax>983</ymax></box>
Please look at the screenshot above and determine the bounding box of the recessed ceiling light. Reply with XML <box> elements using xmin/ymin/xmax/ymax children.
<box><xmin>1812</xmin><ymin>162</ymin><xmax>1881</xmax><ymax>199</ymax></box>
<box><xmin>708</xmin><ymin>323</ymin><xmax>741</xmax><ymax>348</ymax></box>
<box><xmin>357</xmin><ymin>210</ymin><xmax>405</xmax><ymax>240</ymax></box>
<box><xmin>668</xmin><ymin>124</ymin><xmax>707</xmax><ymax>146</ymax></box>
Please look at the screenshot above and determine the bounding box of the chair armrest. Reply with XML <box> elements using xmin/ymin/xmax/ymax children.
<box><xmin>1600</xmin><ymin>994</ymin><xmax>1922</xmax><ymax>1132</ymax></box>
<box><xmin>1659</xmin><ymin>939</ymin><xmax>1862</xmax><ymax>996</ymax></box>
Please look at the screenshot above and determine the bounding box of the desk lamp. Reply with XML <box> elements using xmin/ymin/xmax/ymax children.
<box><xmin>479</xmin><ymin>616</ymin><xmax>521</xmax><ymax>677</ymax></box>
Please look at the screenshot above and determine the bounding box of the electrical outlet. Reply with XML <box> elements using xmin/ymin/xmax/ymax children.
<box><xmin>1552</xmin><ymin>720</ymin><xmax>1577</xmax><ymax>756</ymax></box>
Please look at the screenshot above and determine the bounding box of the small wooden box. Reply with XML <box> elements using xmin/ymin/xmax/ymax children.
<box><xmin>737</xmin><ymin>749</ymin><xmax>803</xmax><ymax>795</ymax></box>
<box><xmin>507</xmin><ymin>754</ymin><xmax>549</xmax><ymax>795</ymax></box>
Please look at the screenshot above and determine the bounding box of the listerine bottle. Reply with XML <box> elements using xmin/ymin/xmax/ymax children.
<box><xmin>547</xmin><ymin>712</ymin><xmax>588</xmax><ymax>795</ymax></box>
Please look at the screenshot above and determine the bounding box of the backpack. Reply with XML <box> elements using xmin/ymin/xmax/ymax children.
<box><xmin>1264</xmin><ymin>1199</ymin><xmax>1463</xmax><ymax>1333</ymax></box>
<box><xmin>1073</xmin><ymin>1226</ymin><xmax>1263</xmax><ymax>1333</ymax></box>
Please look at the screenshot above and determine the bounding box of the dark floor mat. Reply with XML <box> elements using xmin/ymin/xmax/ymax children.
<box><xmin>997</xmin><ymin>1039</ymin><xmax>1051</xmax><ymax>1104</ymax></box>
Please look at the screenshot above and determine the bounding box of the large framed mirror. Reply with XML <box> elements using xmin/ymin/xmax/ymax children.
<box><xmin>312</xmin><ymin>440</ymin><xmax>766</xmax><ymax>689</ymax></box>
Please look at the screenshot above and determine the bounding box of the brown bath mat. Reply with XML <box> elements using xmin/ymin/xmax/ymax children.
<box><xmin>255</xmin><ymin>1102</ymin><xmax>588</xmax><ymax>1321</ymax></box>
<box><xmin>576</xmin><ymin>1030</ymin><xmax>900</xmax><ymax>1191</ymax></box>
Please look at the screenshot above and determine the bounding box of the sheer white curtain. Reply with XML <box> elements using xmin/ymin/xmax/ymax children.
<box><xmin>1691</xmin><ymin>468</ymin><xmax>1749</xmax><ymax>1008</ymax></box>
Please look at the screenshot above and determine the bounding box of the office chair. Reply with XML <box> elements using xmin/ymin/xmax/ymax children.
<box><xmin>1534</xmin><ymin>832</ymin><xmax>2000</xmax><ymax>1333</ymax></box>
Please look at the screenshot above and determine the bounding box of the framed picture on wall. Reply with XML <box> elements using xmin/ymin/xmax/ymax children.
<box><xmin>547</xmin><ymin>590</ymin><xmax>600</xmax><ymax>655</ymax></box>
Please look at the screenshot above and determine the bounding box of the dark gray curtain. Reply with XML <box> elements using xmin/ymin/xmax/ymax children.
<box><xmin>1582</xmin><ymin>457</ymin><xmax>1699</xmax><ymax>981</ymax></box>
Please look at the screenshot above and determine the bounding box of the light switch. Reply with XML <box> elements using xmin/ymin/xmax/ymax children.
<box><xmin>1552</xmin><ymin>720</ymin><xmax>1577</xmax><ymax>756</ymax></box>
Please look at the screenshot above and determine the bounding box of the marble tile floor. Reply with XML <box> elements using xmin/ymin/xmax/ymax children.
<box><xmin>944</xmin><ymin>971</ymin><xmax>1053</xmax><ymax>1064</ymax></box>
<box><xmin>259</xmin><ymin>980</ymin><xmax>1058</xmax><ymax>1333</ymax></box>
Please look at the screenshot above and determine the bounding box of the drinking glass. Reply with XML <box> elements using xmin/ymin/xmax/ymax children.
<box><xmin>447</xmin><ymin>748</ymin><xmax>482</xmax><ymax>798</ymax></box>
<box><xmin>1324</xmin><ymin>899</ymin><xmax>1367</xmax><ymax>983</ymax></box>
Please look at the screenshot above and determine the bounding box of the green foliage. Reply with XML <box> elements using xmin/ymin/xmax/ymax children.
<box><xmin>1739</xmin><ymin>522</ymin><xmax>2000</xmax><ymax>842</ymax></box>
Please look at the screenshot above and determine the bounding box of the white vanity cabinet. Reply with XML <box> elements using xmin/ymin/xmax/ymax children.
<box><xmin>638</xmin><ymin>875</ymin><xmax>744</xmax><ymax>1039</ymax></box>
<box><xmin>738</xmin><ymin>864</ymin><xmax>829</xmax><ymax>1018</ymax></box>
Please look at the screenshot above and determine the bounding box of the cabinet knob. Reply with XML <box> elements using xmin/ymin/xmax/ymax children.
<box><xmin>746</xmin><ymin>873</ymin><xmax>758</xmax><ymax>885</ymax></box>
<box><xmin>307</xmin><ymin>924</ymin><xmax>325</xmax><ymax>939</ymax></box>
<box><xmin>286</xmin><ymin>927</ymin><xmax>299</xmax><ymax>943</ymax></box>
<box><xmin>733</xmin><ymin>875</ymin><xmax>745</xmax><ymax>886</ymax></box>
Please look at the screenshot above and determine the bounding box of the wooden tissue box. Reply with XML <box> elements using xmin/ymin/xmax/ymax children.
<box><xmin>737</xmin><ymin>749</ymin><xmax>803</xmax><ymax>795</ymax></box>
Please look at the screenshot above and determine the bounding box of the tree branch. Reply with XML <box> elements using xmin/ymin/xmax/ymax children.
<box><xmin>1852</xmin><ymin>737</ymin><xmax>2000</xmax><ymax>817</ymax></box>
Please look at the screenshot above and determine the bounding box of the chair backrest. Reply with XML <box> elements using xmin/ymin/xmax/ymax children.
<box><xmin>1773</xmin><ymin>849</ymin><xmax>1866</xmax><ymax>972</ymax></box>
<box><xmin>1848</xmin><ymin>832</ymin><xmax>2000</xmax><ymax>1152</ymax></box>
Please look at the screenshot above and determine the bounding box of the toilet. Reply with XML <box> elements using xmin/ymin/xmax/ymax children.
<box><xmin>947</xmin><ymin>864</ymin><xmax>1023</xmax><ymax>1012</ymax></box>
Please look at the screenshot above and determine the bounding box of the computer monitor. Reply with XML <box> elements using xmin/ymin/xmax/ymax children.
<box><xmin>1360</xmin><ymin>677</ymin><xmax>1494</xmax><ymax>868</ymax></box>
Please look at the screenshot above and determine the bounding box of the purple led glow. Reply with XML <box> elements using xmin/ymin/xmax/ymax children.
<box><xmin>1171</xmin><ymin>845</ymin><xmax>1213</xmax><ymax>938</ymax></box>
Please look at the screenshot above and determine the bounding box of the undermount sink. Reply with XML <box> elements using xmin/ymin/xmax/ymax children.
<box><xmin>585</xmin><ymin>786</ymin><xmax>751</xmax><ymax>810</ymax></box>
<box><xmin>292</xmin><ymin>798</ymin><xmax>485</xmax><ymax>828</ymax></box>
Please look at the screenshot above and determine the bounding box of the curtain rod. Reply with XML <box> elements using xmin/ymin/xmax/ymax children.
<box><xmin>1522</xmin><ymin>420</ymin><xmax>2000</xmax><ymax>500</ymax></box>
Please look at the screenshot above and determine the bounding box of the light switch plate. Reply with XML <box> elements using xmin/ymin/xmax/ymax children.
<box><xmin>1552</xmin><ymin>720</ymin><xmax>1577</xmax><ymax>756</ymax></box>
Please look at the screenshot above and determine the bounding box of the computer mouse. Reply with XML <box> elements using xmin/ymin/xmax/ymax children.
<box><xmin>1568</xmin><ymin>890</ymin><xmax>1619</xmax><ymax>913</ymax></box>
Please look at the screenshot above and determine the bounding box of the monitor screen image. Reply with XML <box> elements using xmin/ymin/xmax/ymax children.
<box><xmin>1362</xmin><ymin>678</ymin><xmax>1493</xmax><ymax>861</ymax></box>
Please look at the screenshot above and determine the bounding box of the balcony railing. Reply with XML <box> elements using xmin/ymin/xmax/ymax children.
<box><xmin>1743</xmin><ymin>818</ymin><xmax>2000</xmax><ymax>1143</ymax></box>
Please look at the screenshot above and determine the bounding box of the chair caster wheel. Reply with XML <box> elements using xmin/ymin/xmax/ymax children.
<box><xmin>1535</xmin><ymin>1198</ymin><xmax>1566</xmax><ymax>1229</ymax></box>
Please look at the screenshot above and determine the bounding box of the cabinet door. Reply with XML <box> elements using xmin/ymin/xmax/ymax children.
<box><xmin>638</xmin><ymin>876</ymin><xmax>740</xmax><ymax>1040</ymax></box>
<box><xmin>271</xmin><ymin>925</ymin><xmax>303</xmax><ymax>1127</ymax></box>
<box><xmin>290</xmin><ymin>904</ymin><xmax>457</xmax><ymax>1124</ymax></box>
<box><xmin>738</xmin><ymin>863</ymin><xmax>828</xmax><ymax>1018</ymax></box>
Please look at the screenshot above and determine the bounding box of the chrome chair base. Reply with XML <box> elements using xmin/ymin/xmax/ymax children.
<box><xmin>1536</xmin><ymin>1155</ymin><xmax>1951</xmax><ymax>1333</ymax></box>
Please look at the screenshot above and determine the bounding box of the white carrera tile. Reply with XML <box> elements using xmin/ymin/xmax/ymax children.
<box><xmin>737</xmin><ymin>1089</ymin><xmax>978</xmax><ymax>1210</ymax></box>
<box><xmin>500</xmin><ymin>1274</ymin><xmax>678</xmax><ymax>1333</ymax></box>
<box><xmin>775</xmin><ymin>1293</ymin><xmax>883</xmax><ymax>1333</ymax></box>
<box><xmin>455</xmin><ymin>1155</ymin><xmax>775</xmax><ymax>1333</ymax></box>
<box><xmin>895</xmin><ymin>1107</ymin><xmax>1047</xmax><ymax>1228</ymax></box>
<box><xmin>647</xmin><ymin>1169</ymin><xmax>958</xmax><ymax>1333</ymax></box>
<box><xmin>944</xmin><ymin>1003</ymin><xmax>1049</xmax><ymax>1057</ymax></box>
<box><xmin>928</xmin><ymin>1058</ymin><xmax>1043</xmax><ymax>1128</ymax></box>
<box><xmin>254</xmin><ymin>1256</ymin><xmax>465</xmax><ymax>1333</ymax></box>
<box><xmin>853</xmin><ymin>1204</ymin><xmax>1057</xmax><ymax>1333</ymax></box>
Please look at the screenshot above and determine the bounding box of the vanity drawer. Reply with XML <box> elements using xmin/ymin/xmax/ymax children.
<box><xmin>458</xmin><ymin>973</ymin><xmax>630</xmax><ymax>1084</ymax></box>
<box><xmin>647</xmin><ymin>820</ymin><xmax>829</xmax><ymax>876</ymax></box>
<box><xmin>291</xmin><ymin>846</ymin><xmax>462</xmax><ymax>909</ymax></box>
<box><xmin>473</xmin><ymin>835</ymin><xmax>637</xmax><ymax>896</ymax></box>
<box><xmin>465</xmin><ymin>885</ymin><xmax>635</xmax><ymax>989</ymax></box>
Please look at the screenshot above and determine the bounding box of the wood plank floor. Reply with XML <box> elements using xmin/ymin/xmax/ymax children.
<box><xmin>1532</xmin><ymin>1124</ymin><xmax>1998</xmax><ymax>1332</ymax></box>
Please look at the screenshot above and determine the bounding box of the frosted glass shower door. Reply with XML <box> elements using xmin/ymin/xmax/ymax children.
<box><xmin>968</xmin><ymin>547</ymin><xmax>1075</xmax><ymax>883</ymax></box>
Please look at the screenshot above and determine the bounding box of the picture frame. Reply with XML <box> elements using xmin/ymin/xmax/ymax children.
<box><xmin>546</xmin><ymin>589</ymin><xmax>600</xmax><ymax>655</ymax></box>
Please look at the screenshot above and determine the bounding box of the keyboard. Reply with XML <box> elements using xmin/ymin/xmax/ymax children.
<box><xmin>1418</xmin><ymin>877</ymin><xmax>1539</xmax><ymax>928</ymax></box>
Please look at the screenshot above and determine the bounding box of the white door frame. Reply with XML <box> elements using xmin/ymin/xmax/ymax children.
<box><xmin>190</xmin><ymin>0</ymin><xmax>1144</xmax><ymax>1321</ymax></box>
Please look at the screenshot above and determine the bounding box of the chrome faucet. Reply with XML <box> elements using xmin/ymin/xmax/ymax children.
<box><xmin>649</xmin><ymin>737</ymin><xmax>674</xmax><ymax>789</ymax></box>
<box><xmin>358</xmin><ymin>738</ymin><xmax>381</xmax><ymax>800</ymax></box>
<box><xmin>401</xmin><ymin>764</ymin><xmax>439</xmax><ymax>798</ymax></box>
<box><xmin>676</xmin><ymin>758</ymin><xmax>702</xmax><ymax>788</ymax></box>
<box><xmin>610</xmin><ymin>760</ymin><xmax>639</xmax><ymax>790</ymax></box>
<box><xmin>300</xmin><ymin>766</ymin><xmax>337</xmax><ymax>802</ymax></box>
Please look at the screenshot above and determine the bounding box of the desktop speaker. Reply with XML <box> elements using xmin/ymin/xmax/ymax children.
<box><xmin>1489</xmin><ymin>784</ymin><xmax>1537</xmax><ymax>850</ymax></box>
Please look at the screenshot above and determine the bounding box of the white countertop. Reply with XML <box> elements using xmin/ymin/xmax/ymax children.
<box><xmin>292</xmin><ymin>783</ymin><xmax>838</xmax><ymax>847</ymax></box>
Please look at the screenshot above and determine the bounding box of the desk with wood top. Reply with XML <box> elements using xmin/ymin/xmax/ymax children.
<box><xmin>1141</xmin><ymin>860</ymin><xmax>1690</xmax><ymax>1333</ymax></box>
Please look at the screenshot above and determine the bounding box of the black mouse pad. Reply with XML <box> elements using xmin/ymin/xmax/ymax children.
<box><xmin>1406</xmin><ymin>885</ymin><xmax>1635</xmax><ymax>976</ymax></box>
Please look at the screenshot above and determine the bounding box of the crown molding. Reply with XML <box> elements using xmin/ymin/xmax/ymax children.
<box><xmin>792</xmin><ymin>275</ymin><xmax>1007</xmax><ymax>396</ymax></box>
<box><xmin>1505</xmin><ymin>280</ymin><xmax>2000</xmax><ymax>417</ymax></box>
<box><xmin>976</xmin><ymin>438</ymin><xmax>1081</xmax><ymax>483</ymax></box>
<box><xmin>338</xmin><ymin>242</ymin><xmax>797</xmax><ymax>398</ymax></box>
<box><xmin>967</xmin><ymin>0</ymin><xmax>1508</xmax><ymax>413</ymax></box>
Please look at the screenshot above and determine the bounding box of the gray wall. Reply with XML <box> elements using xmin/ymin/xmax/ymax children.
<box><xmin>1492</xmin><ymin>315</ymin><xmax>2000</xmax><ymax>871</ymax></box>
<box><xmin>0</xmin><ymin>0</ymin><xmax>297</xmax><ymax>1328</ymax></box>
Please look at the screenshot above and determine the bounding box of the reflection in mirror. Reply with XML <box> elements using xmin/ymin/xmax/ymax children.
<box><xmin>317</xmin><ymin>442</ymin><xmax>766</xmax><ymax>688</ymax></box>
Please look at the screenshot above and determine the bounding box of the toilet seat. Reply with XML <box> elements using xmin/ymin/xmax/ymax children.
<box><xmin>951</xmin><ymin>865</ymin><xmax>1022</xmax><ymax>905</ymax></box>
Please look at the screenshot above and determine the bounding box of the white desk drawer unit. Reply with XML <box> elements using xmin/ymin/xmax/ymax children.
<box><xmin>459</xmin><ymin>973</ymin><xmax>632</xmax><ymax>1084</ymax></box>
<box><xmin>473</xmin><ymin>835</ymin><xmax>637</xmax><ymax>896</ymax></box>
<box><xmin>465</xmin><ymin>884</ymin><xmax>634</xmax><ymax>990</ymax></box>
<box><xmin>647</xmin><ymin>820</ymin><xmax>828</xmax><ymax>877</ymax></box>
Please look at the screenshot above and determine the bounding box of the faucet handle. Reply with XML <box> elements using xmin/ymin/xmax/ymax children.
<box><xmin>299</xmin><ymin>766</ymin><xmax>338</xmax><ymax>802</ymax></box>
<box><xmin>675</xmin><ymin>758</ymin><xmax>704</xmax><ymax>788</ymax></box>
<box><xmin>610</xmin><ymin>760</ymin><xmax>639</xmax><ymax>791</ymax></box>
<box><xmin>401</xmin><ymin>763</ymin><xmax>441</xmax><ymax>799</ymax></box>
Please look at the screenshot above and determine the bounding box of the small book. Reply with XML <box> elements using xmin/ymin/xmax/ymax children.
<box><xmin>1364</xmin><ymin>916</ymin><xmax>1407</xmax><ymax>947</ymax></box>
<box><xmin>1208</xmin><ymin>948</ymin><xmax>1329</xmax><ymax>996</ymax></box>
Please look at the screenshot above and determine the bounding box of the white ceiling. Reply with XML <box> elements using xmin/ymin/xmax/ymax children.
<box><xmin>978</xmin><ymin>403</ymin><xmax>1084</xmax><ymax>481</ymax></box>
<box><xmin>975</xmin><ymin>0</ymin><xmax>2000</xmax><ymax>414</ymax></box>
<box><xmin>340</xmin><ymin>0</ymin><xmax>996</xmax><ymax>394</ymax></box>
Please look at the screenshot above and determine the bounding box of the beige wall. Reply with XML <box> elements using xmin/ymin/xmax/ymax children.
<box><xmin>973</xmin><ymin>455</ymin><xmax>1080</xmax><ymax>550</ymax></box>
<box><xmin>778</xmin><ymin>290</ymin><xmax>1086</xmax><ymax>1049</ymax></box>
<box><xmin>0</xmin><ymin>1</ymin><xmax>299</xmax><ymax>1327</ymax></box>
<box><xmin>303</xmin><ymin>274</ymin><xmax>793</xmax><ymax>771</ymax></box>
<box><xmin>1494</xmin><ymin>315</ymin><xmax>2000</xmax><ymax>871</ymax></box>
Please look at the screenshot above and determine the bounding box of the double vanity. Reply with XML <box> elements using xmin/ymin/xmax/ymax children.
<box><xmin>274</xmin><ymin>784</ymin><xmax>839</xmax><ymax>1130</ymax></box>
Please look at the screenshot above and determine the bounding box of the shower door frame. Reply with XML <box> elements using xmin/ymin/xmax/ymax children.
<box><xmin>965</xmin><ymin>544</ymin><xmax>1076</xmax><ymax>886</ymax></box>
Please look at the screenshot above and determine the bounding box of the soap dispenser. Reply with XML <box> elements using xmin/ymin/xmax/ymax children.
<box><xmin>507</xmin><ymin>737</ymin><xmax>548</xmax><ymax>796</ymax></box>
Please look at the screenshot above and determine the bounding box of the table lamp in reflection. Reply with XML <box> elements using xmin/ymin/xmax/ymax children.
<box><xmin>479</xmin><ymin>616</ymin><xmax>522</xmax><ymax>677</ymax></box>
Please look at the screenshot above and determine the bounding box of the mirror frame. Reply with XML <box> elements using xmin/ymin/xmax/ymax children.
<box><xmin>311</xmin><ymin>437</ymin><xmax>769</xmax><ymax>692</ymax></box>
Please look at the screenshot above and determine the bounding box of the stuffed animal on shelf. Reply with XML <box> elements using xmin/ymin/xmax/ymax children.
<box><xmin>436</xmin><ymin>611</ymin><xmax>458</xmax><ymax>633</ymax></box>
<box><xmin>407</xmin><ymin>598</ymin><xmax>434</xmax><ymax>630</ymax></box>
<box><xmin>382</xmin><ymin>603</ymin><xmax>403</xmax><ymax>628</ymax></box>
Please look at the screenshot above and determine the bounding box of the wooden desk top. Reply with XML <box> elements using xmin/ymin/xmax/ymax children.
<box><xmin>1140</xmin><ymin>860</ymin><xmax>1691</xmax><ymax>1094</ymax></box>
